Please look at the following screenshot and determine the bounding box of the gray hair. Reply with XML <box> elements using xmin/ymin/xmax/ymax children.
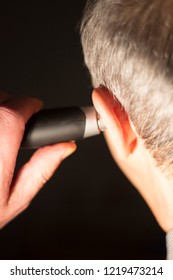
<box><xmin>80</xmin><ymin>0</ymin><xmax>173</xmax><ymax>176</ymax></box>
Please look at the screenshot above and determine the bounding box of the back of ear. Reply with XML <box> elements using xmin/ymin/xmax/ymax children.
<box><xmin>92</xmin><ymin>87</ymin><xmax>137</xmax><ymax>159</ymax></box>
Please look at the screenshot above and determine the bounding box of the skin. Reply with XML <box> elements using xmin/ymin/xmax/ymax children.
<box><xmin>1</xmin><ymin>88</ymin><xmax>173</xmax><ymax>233</ymax></box>
<box><xmin>92</xmin><ymin>87</ymin><xmax>173</xmax><ymax>233</ymax></box>
<box><xmin>0</xmin><ymin>93</ymin><xmax>76</xmax><ymax>228</ymax></box>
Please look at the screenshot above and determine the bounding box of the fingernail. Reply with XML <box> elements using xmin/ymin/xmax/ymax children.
<box><xmin>34</xmin><ymin>99</ymin><xmax>44</xmax><ymax>112</ymax></box>
<box><xmin>61</xmin><ymin>143</ymin><xmax>77</xmax><ymax>160</ymax></box>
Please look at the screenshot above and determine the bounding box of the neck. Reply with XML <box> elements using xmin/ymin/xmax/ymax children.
<box><xmin>106</xmin><ymin>132</ymin><xmax>173</xmax><ymax>233</ymax></box>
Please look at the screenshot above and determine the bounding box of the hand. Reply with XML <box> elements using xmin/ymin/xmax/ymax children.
<box><xmin>0</xmin><ymin>93</ymin><xmax>76</xmax><ymax>228</ymax></box>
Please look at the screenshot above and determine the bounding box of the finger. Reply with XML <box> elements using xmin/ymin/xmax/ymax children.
<box><xmin>7</xmin><ymin>142</ymin><xmax>77</xmax><ymax>212</ymax></box>
<box><xmin>1</xmin><ymin>95</ymin><xmax>43</xmax><ymax>123</ymax></box>
<box><xmin>0</xmin><ymin>96</ymin><xmax>43</xmax><ymax>201</ymax></box>
<box><xmin>0</xmin><ymin>96</ymin><xmax>43</xmax><ymax>150</ymax></box>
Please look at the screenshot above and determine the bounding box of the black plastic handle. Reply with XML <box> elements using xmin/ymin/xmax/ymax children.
<box><xmin>21</xmin><ymin>107</ymin><xmax>86</xmax><ymax>149</ymax></box>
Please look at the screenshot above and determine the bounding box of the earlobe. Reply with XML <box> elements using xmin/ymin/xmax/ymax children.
<box><xmin>92</xmin><ymin>87</ymin><xmax>137</xmax><ymax>159</ymax></box>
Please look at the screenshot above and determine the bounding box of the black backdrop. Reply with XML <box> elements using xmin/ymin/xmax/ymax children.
<box><xmin>0</xmin><ymin>1</ymin><xmax>165</xmax><ymax>260</ymax></box>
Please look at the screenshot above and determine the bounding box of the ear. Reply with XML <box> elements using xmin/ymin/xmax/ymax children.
<box><xmin>92</xmin><ymin>87</ymin><xmax>137</xmax><ymax>159</ymax></box>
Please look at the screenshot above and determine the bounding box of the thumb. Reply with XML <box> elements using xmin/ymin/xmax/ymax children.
<box><xmin>8</xmin><ymin>142</ymin><xmax>76</xmax><ymax>209</ymax></box>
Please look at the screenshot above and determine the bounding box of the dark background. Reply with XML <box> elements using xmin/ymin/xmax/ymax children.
<box><xmin>0</xmin><ymin>1</ymin><xmax>165</xmax><ymax>259</ymax></box>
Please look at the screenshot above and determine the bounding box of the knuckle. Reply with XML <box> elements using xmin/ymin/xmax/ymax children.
<box><xmin>32</xmin><ymin>166</ymin><xmax>50</xmax><ymax>189</ymax></box>
<box><xmin>39</xmin><ymin>169</ymin><xmax>50</xmax><ymax>185</ymax></box>
<box><xmin>0</xmin><ymin>106</ymin><xmax>25</xmax><ymax>132</ymax></box>
<box><xmin>25</xmin><ymin>161</ymin><xmax>50</xmax><ymax>196</ymax></box>
<box><xmin>29</xmin><ymin>155</ymin><xmax>52</xmax><ymax>185</ymax></box>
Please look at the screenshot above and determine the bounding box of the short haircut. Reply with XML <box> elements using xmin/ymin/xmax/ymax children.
<box><xmin>80</xmin><ymin>0</ymin><xmax>173</xmax><ymax>176</ymax></box>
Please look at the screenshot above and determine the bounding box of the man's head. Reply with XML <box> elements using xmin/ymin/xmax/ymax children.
<box><xmin>80</xmin><ymin>0</ymin><xmax>173</xmax><ymax>177</ymax></box>
<box><xmin>80</xmin><ymin>0</ymin><xmax>173</xmax><ymax>232</ymax></box>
